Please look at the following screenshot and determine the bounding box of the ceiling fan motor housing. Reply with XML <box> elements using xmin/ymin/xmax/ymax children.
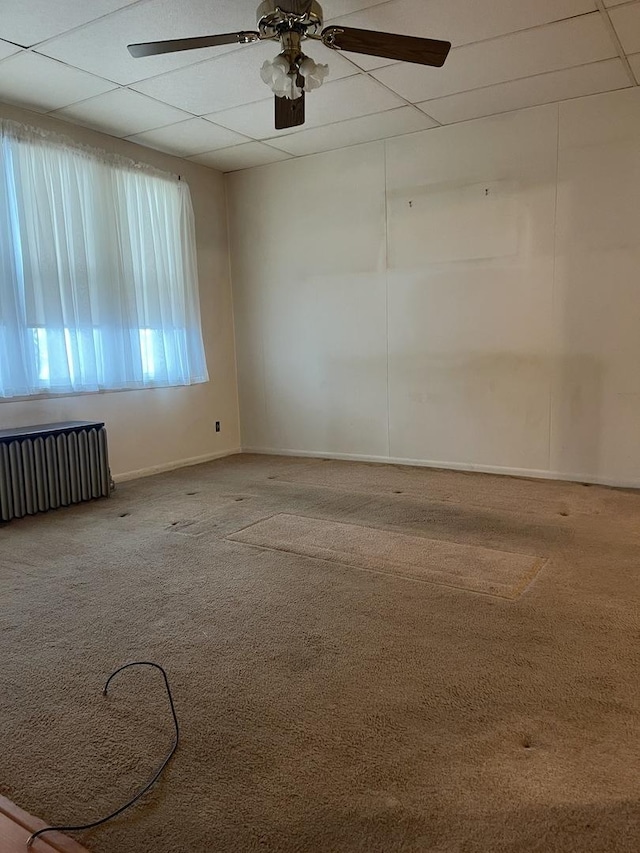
<box><xmin>257</xmin><ymin>0</ymin><xmax>324</xmax><ymax>39</ymax></box>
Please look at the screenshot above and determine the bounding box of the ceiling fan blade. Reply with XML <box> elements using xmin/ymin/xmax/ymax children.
<box><xmin>275</xmin><ymin>91</ymin><xmax>305</xmax><ymax>131</ymax></box>
<box><xmin>127</xmin><ymin>31</ymin><xmax>260</xmax><ymax>58</ymax></box>
<box><xmin>321</xmin><ymin>26</ymin><xmax>451</xmax><ymax>67</ymax></box>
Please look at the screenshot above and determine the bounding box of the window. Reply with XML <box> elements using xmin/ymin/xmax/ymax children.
<box><xmin>0</xmin><ymin>120</ymin><xmax>208</xmax><ymax>399</ymax></box>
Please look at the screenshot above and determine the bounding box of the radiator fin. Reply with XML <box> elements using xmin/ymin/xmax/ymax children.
<box><xmin>21</xmin><ymin>440</ymin><xmax>35</xmax><ymax>516</ymax></box>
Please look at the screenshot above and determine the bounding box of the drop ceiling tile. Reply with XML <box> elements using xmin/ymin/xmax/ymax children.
<box><xmin>126</xmin><ymin>117</ymin><xmax>251</xmax><ymax>156</ymax></box>
<box><xmin>267</xmin><ymin>106</ymin><xmax>437</xmax><ymax>156</ymax></box>
<box><xmin>419</xmin><ymin>59</ymin><xmax>631</xmax><ymax>125</ymax></box>
<box><xmin>322</xmin><ymin>0</ymin><xmax>392</xmax><ymax>16</ymax></box>
<box><xmin>37</xmin><ymin>0</ymin><xmax>265</xmax><ymax>85</ymax></box>
<box><xmin>51</xmin><ymin>88</ymin><xmax>192</xmax><ymax>136</ymax></box>
<box><xmin>130</xmin><ymin>45</ymin><xmax>273</xmax><ymax>116</ymax></box>
<box><xmin>2</xmin><ymin>0</ymin><xmax>138</xmax><ymax>47</ymax></box>
<box><xmin>335</xmin><ymin>52</ymin><xmax>397</xmax><ymax>72</ymax></box>
<box><xmin>603</xmin><ymin>0</ymin><xmax>632</xmax><ymax>5</ymax></box>
<box><xmin>0</xmin><ymin>52</ymin><xmax>116</xmax><ymax>113</ymax></box>
<box><xmin>0</xmin><ymin>40</ymin><xmax>21</xmax><ymax>61</ymax></box>
<box><xmin>132</xmin><ymin>39</ymin><xmax>358</xmax><ymax>116</ymax></box>
<box><xmin>609</xmin><ymin>2</ymin><xmax>640</xmax><ymax>54</ymax></box>
<box><xmin>326</xmin><ymin>0</ymin><xmax>597</xmax><ymax>48</ymax></box>
<box><xmin>189</xmin><ymin>141</ymin><xmax>292</xmax><ymax>172</ymax></box>
<box><xmin>292</xmin><ymin>39</ymin><xmax>362</xmax><ymax>80</ymax></box>
<box><xmin>204</xmin><ymin>99</ymin><xmax>283</xmax><ymax>139</ymax></box>
<box><xmin>207</xmin><ymin>75</ymin><xmax>405</xmax><ymax>140</ymax></box>
<box><xmin>372</xmin><ymin>13</ymin><xmax>617</xmax><ymax>103</ymax></box>
<box><xmin>627</xmin><ymin>51</ymin><xmax>640</xmax><ymax>78</ymax></box>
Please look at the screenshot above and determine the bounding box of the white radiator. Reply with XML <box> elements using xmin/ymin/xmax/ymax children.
<box><xmin>0</xmin><ymin>421</ymin><xmax>112</xmax><ymax>522</ymax></box>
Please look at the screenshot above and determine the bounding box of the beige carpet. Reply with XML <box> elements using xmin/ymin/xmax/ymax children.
<box><xmin>1</xmin><ymin>453</ymin><xmax>639</xmax><ymax>853</ymax></box>
<box><xmin>228</xmin><ymin>513</ymin><xmax>544</xmax><ymax>599</ymax></box>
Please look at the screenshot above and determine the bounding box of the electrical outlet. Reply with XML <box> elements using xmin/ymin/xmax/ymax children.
<box><xmin>215</xmin><ymin>421</ymin><xmax>221</xmax><ymax>433</ymax></box>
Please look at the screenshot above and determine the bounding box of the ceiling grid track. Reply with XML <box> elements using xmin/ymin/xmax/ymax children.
<box><xmin>336</xmin><ymin>52</ymin><xmax>443</xmax><ymax>125</ymax></box>
<box><xmin>595</xmin><ymin>0</ymin><xmax>638</xmax><ymax>85</ymax></box>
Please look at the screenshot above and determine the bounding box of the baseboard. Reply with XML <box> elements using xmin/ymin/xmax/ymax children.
<box><xmin>114</xmin><ymin>448</ymin><xmax>242</xmax><ymax>483</ymax></box>
<box><xmin>241</xmin><ymin>446</ymin><xmax>640</xmax><ymax>490</ymax></box>
<box><xmin>0</xmin><ymin>793</ymin><xmax>89</xmax><ymax>852</ymax></box>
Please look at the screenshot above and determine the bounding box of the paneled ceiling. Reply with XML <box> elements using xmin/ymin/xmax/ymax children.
<box><xmin>0</xmin><ymin>0</ymin><xmax>638</xmax><ymax>171</ymax></box>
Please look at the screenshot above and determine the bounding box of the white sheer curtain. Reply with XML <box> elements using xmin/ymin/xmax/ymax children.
<box><xmin>0</xmin><ymin>120</ymin><xmax>208</xmax><ymax>398</ymax></box>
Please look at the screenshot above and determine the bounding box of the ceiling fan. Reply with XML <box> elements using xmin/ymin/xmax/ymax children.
<box><xmin>128</xmin><ymin>1</ymin><xmax>451</xmax><ymax>131</ymax></box>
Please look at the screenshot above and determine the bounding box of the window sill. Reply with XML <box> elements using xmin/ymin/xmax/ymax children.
<box><xmin>0</xmin><ymin>380</ymin><xmax>208</xmax><ymax>404</ymax></box>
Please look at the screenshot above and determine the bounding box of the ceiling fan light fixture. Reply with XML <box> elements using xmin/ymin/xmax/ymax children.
<box><xmin>299</xmin><ymin>56</ymin><xmax>329</xmax><ymax>92</ymax></box>
<box><xmin>260</xmin><ymin>56</ymin><xmax>302</xmax><ymax>100</ymax></box>
<box><xmin>260</xmin><ymin>54</ymin><xmax>287</xmax><ymax>85</ymax></box>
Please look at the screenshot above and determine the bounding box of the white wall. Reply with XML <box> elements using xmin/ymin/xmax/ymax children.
<box><xmin>227</xmin><ymin>88</ymin><xmax>640</xmax><ymax>488</ymax></box>
<box><xmin>0</xmin><ymin>103</ymin><xmax>240</xmax><ymax>480</ymax></box>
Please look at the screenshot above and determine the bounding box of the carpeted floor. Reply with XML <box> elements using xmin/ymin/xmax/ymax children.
<box><xmin>1</xmin><ymin>453</ymin><xmax>639</xmax><ymax>852</ymax></box>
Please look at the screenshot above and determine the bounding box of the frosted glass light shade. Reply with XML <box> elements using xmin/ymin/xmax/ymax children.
<box><xmin>260</xmin><ymin>56</ymin><xmax>302</xmax><ymax>100</ymax></box>
<box><xmin>299</xmin><ymin>57</ymin><xmax>329</xmax><ymax>91</ymax></box>
<box><xmin>260</xmin><ymin>53</ymin><xmax>329</xmax><ymax>99</ymax></box>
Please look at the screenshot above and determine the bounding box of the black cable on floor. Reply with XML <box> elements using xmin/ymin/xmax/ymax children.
<box><xmin>26</xmin><ymin>661</ymin><xmax>179</xmax><ymax>849</ymax></box>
